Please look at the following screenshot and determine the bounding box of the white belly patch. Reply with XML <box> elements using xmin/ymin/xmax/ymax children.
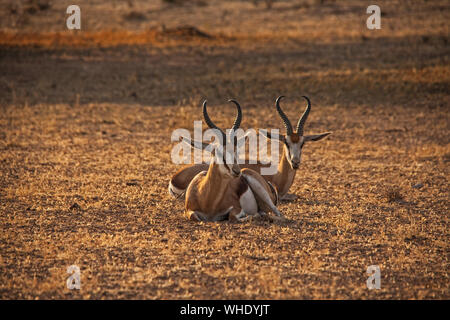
<box><xmin>239</xmin><ymin>188</ymin><xmax>258</xmax><ymax>215</ymax></box>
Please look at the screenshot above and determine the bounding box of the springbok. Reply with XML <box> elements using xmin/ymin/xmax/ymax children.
<box><xmin>169</xmin><ymin>96</ymin><xmax>331</xmax><ymax>201</ymax></box>
<box><xmin>181</xmin><ymin>99</ymin><xmax>283</xmax><ymax>222</ymax></box>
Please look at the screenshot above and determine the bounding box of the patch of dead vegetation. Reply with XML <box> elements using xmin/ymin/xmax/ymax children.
<box><xmin>384</xmin><ymin>186</ymin><xmax>405</xmax><ymax>203</ymax></box>
<box><xmin>0</xmin><ymin>27</ymin><xmax>221</xmax><ymax>48</ymax></box>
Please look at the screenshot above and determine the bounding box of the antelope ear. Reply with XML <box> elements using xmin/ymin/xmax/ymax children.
<box><xmin>260</xmin><ymin>129</ymin><xmax>286</xmax><ymax>143</ymax></box>
<box><xmin>304</xmin><ymin>132</ymin><xmax>331</xmax><ymax>142</ymax></box>
<box><xmin>180</xmin><ymin>137</ymin><xmax>211</xmax><ymax>150</ymax></box>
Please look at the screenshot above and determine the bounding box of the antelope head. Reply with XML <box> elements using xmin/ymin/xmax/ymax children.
<box><xmin>265</xmin><ymin>96</ymin><xmax>331</xmax><ymax>170</ymax></box>
<box><xmin>182</xmin><ymin>99</ymin><xmax>246</xmax><ymax>178</ymax></box>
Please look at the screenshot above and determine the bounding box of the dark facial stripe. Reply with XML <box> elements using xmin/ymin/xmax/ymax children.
<box><xmin>285</xmin><ymin>142</ymin><xmax>291</xmax><ymax>158</ymax></box>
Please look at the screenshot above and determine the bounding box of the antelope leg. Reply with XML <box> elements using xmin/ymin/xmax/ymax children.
<box><xmin>242</xmin><ymin>173</ymin><xmax>284</xmax><ymax>218</ymax></box>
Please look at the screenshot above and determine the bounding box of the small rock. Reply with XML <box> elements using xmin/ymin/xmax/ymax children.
<box><xmin>70</xmin><ymin>203</ymin><xmax>82</xmax><ymax>211</ymax></box>
<box><xmin>412</xmin><ymin>183</ymin><xmax>423</xmax><ymax>189</ymax></box>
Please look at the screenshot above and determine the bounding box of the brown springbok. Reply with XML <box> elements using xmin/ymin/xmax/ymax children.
<box><xmin>181</xmin><ymin>100</ymin><xmax>282</xmax><ymax>222</ymax></box>
<box><xmin>169</xmin><ymin>96</ymin><xmax>331</xmax><ymax>201</ymax></box>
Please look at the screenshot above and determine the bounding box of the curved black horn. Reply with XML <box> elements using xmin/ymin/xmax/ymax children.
<box><xmin>296</xmin><ymin>96</ymin><xmax>311</xmax><ymax>136</ymax></box>
<box><xmin>276</xmin><ymin>96</ymin><xmax>293</xmax><ymax>135</ymax></box>
<box><xmin>202</xmin><ymin>100</ymin><xmax>226</xmax><ymax>141</ymax></box>
<box><xmin>202</xmin><ymin>100</ymin><xmax>217</xmax><ymax>130</ymax></box>
<box><xmin>228</xmin><ymin>99</ymin><xmax>242</xmax><ymax>131</ymax></box>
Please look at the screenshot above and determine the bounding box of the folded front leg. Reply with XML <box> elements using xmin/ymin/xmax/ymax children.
<box><xmin>240</xmin><ymin>168</ymin><xmax>284</xmax><ymax>218</ymax></box>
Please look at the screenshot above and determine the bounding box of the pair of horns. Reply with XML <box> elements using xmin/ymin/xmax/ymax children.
<box><xmin>202</xmin><ymin>99</ymin><xmax>242</xmax><ymax>141</ymax></box>
<box><xmin>276</xmin><ymin>95</ymin><xmax>311</xmax><ymax>136</ymax></box>
<box><xmin>202</xmin><ymin>95</ymin><xmax>310</xmax><ymax>138</ymax></box>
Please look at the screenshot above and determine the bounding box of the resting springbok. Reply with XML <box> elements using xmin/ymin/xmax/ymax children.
<box><xmin>169</xmin><ymin>96</ymin><xmax>331</xmax><ymax>201</ymax></box>
<box><xmin>181</xmin><ymin>100</ymin><xmax>283</xmax><ymax>222</ymax></box>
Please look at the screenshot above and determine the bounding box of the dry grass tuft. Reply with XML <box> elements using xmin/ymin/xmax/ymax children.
<box><xmin>384</xmin><ymin>187</ymin><xmax>405</xmax><ymax>203</ymax></box>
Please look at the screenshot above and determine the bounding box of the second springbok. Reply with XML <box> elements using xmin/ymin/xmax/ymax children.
<box><xmin>181</xmin><ymin>99</ymin><xmax>283</xmax><ymax>222</ymax></box>
<box><xmin>169</xmin><ymin>95</ymin><xmax>331</xmax><ymax>201</ymax></box>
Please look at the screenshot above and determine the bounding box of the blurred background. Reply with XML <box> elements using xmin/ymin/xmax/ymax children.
<box><xmin>1</xmin><ymin>0</ymin><xmax>448</xmax><ymax>107</ymax></box>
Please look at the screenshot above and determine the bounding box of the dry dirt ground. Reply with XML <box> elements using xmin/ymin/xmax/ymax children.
<box><xmin>0</xmin><ymin>0</ymin><xmax>449</xmax><ymax>299</ymax></box>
